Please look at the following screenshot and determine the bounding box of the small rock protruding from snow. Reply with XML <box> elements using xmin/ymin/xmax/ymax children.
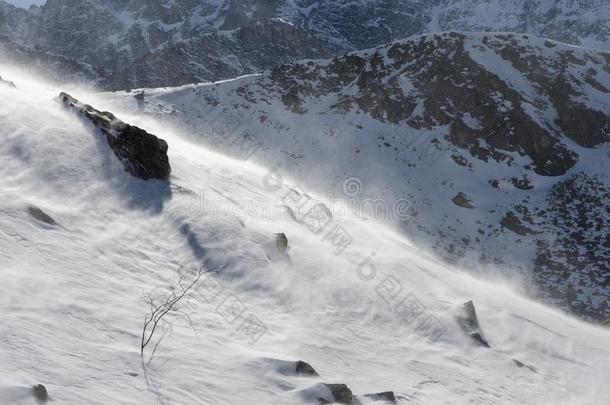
<box><xmin>324</xmin><ymin>383</ymin><xmax>353</xmax><ymax>404</ymax></box>
<box><xmin>363</xmin><ymin>391</ymin><xmax>397</xmax><ymax>402</ymax></box>
<box><xmin>501</xmin><ymin>211</ymin><xmax>534</xmax><ymax>236</ymax></box>
<box><xmin>295</xmin><ymin>360</ymin><xmax>319</xmax><ymax>377</ymax></box>
<box><xmin>457</xmin><ymin>300</ymin><xmax>490</xmax><ymax>348</ymax></box>
<box><xmin>27</xmin><ymin>206</ymin><xmax>56</xmax><ymax>225</ymax></box>
<box><xmin>275</xmin><ymin>233</ymin><xmax>288</xmax><ymax>252</ymax></box>
<box><xmin>32</xmin><ymin>384</ymin><xmax>48</xmax><ymax>401</ymax></box>
<box><xmin>452</xmin><ymin>192</ymin><xmax>474</xmax><ymax>209</ymax></box>
<box><xmin>512</xmin><ymin>359</ymin><xmax>538</xmax><ymax>373</ymax></box>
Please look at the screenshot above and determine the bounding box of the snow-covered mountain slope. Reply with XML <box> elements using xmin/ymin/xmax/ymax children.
<box><xmin>1</xmin><ymin>0</ymin><xmax>608</xmax><ymax>88</ymax></box>
<box><xmin>2</xmin><ymin>63</ymin><xmax>610</xmax><ymax>405</ymax></box>
<box><xmin>98</xmin><ymin>32</ymin><xmax>610</xmax><ymax>321</ymax></box>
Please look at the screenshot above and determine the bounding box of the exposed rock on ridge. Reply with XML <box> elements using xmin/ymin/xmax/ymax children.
<box><xmin>59</xmin><ymin>92</ymin><xmax>171</xmax><ymax>181</ymax></box>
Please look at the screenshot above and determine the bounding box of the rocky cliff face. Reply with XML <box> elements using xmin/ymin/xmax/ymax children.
<box><xmin>0</xmin><ymin>0</ymin><xmax>608</xmax><ymax>88</ymax></box>
<box><xmin>103</xmin><ymin>32</ymin><xmax>610</xmax><ymax>320</ymax></box>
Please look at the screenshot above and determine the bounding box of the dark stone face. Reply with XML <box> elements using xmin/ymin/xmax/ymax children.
<box><xmin>324</xmin><ymin>383</ymin><xmax>353</xmax><ymax>404</ymax></box>
<box><xmin>107</xmin><ymin>123</ymin><xmax>171</xmax><ymax>181</ymax></box>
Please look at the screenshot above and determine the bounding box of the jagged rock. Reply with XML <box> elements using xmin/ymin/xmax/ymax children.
<box><xmin>275</xmin><ymin>233</ymin><xmax>288</xmax><ymax>252</ymax></box>
<box><xmin>27</xmin><ymin>206</ymin><xmax>56</xmax><ymax>225</ymax></box>
<box><xmin>452</xmin><ymin>192</ymin><xmax>474</xmax><ymax>209</ymax></box>
<box><xmin>324</xmin><ymin>384</ymin><xmax>352</xmax><ymax>405</ymax></box>
<box><xmin>364</xmin><ymin>391</ymin><xmax>397</xmax><ymax>402</ymax></box>
<box><xmin>295</xmin><ymin>360</ymin><xmax>319</xmax><ymax>377</ymax></box>
<box><xmin>32</xmin><ymin>384</ymin><xmax>48</xmax><ymax>401</ymax></box>
<box><xmin>59</xmin><ymin>92</ymin><xmax>171</xmax><ymax>181</ymax></box>
<box><xmin>456</xmin><ymin>300</ymin><xmax>490</xmax><ymax>347</ymax></box>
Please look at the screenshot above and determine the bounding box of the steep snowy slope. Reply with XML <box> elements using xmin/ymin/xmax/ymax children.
<box><xmin>2</xmin><ymin>65</ymin><xmax>610</xmax><ymax>405</ymax></box>
<box><xmin>1</xmin><ymin>0</ymin><xmax>608</xmax><ymax>88</ymax></box>
<box><xmin>98</xmin><ymin>32</ymin><xmax>610</xmax><ymax>320</ymax></box>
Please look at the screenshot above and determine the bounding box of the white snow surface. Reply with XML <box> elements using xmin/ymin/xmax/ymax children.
<box><xmin>1</xmin><ymin>67</ymin><xmax>610</xmax><ymax>405</ymax></box>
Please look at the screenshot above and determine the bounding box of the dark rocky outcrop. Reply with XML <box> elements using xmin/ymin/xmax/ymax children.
<box><xmin>59</xmin><ymin>92</ymin><xmax>171</xmax><ymax>181</ymax></box>
<box><xmin>501</xmin><ymin>211</ymin><xmax>535</xmax><ymax>236</ymax></box>
<box><xmin>323</xmin><ymin>384</ymin><xmax>352</xmax><ymax>404</ymax></box>
<box><xmin>32</xmin><ymin>384</ymin><xmax>48</xmax><ymax>401</ymax></box>
<box><xmin>452</xmin><ymin>192</ymin><xmax>474</xmax><ymax>209</ymax></box>
<box><xmin>456</xmin><ymin>300</ymin><xmax>490</xmax><ymax>347</ymax></box>
<box><xmin>27</xmin><ymin>206</ymin><xmax>56</xmax><ymax>225</ymax></box>
<box><xmin>511</xmin><ymin>176</ymin><xmax>534</xmax><ymax>190</ymax></box>
<box><xmin>295</xmin><ymin>360</ymin><xmax>319</xmax><ymax>377</ymax></box>
<box><xmin>275</xmin><ymin>233</ymin><xmax>288</xmax><ymax>253</ymax></box>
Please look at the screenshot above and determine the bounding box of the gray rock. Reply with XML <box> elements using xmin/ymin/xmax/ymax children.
<box><xmin>452</xmin><ymin>192</ymin><xmax>474</xmax><ymax>209</ymax></box>
<box><xmin>501</xmin><ymin>211</ymin><xmax>535</xmax><ymax>236</ymax></box>
<box><xmin>59</xmin><ymin>92</ymin><xmax>171</xmax><ymax>181</ymax></box>
<box><xmin>27</xmin><ymin>206</ymin><xmax>56</xmax><ymax>225</ymax></box>
<box><xmin>275</xmin><ymin>233</ymin><xmax>288</xmax><ymax>252</ymax></box>
<box><xmin>295</xmin><ymin>360</ymin><xmax>319</xmax><ymax>377</ymax></box>
<box><xmin>457</xmin><ymin>300</ymin><xmax>490</xmax><ymax>347</ymax></box>
<box><xmin>324</xmin><ymin>384</ymin><xmax>352</xmax><ymax>405</ymax></box>
<box><xmin>32</xmin><ymin>384</ymin><xmax>48</xmax><ymax>401</ymax></box>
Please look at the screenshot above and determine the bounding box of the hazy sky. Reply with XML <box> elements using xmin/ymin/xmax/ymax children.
<box><xmin>5</xmin><ymin>0</ymin><xmax>45</xmax><ymax>7</ymax></box>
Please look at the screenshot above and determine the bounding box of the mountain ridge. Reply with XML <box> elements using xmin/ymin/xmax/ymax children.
<box><xmin>1</xmin><ymin>0</ymin><xmax>608</xmax><ymax>89</ymax></box>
